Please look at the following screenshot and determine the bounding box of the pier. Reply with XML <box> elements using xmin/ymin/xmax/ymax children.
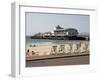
<box><xmin>31</xmin><ymin>35</ymin><xmax>88</xmax><ymax>40</ymax></box>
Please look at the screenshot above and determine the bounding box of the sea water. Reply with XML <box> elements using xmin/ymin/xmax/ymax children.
<box><xmin>26</xmin><ymin>36</ymin><xmax>89</xmax><ymax>45</ymax></box>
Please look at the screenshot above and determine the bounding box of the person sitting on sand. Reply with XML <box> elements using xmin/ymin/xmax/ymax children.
<box><xmin>32</xmin><ymin>51</ymin><xmax>35</xmax><ymax>55</ymax></box>
<box><xmin>29</xmin><ymin>44</ymin><xmax>36</xmax><ymax>47</ymax></box>
<box><xmin>26</xmin><ymin>49</ymin><xmax>30</xmax><ymax>57</ymax></box>
<box><xmin>79</xmin><ymin>42</ymin><xmax>87</xmax><ymax>53</ymax></box>
<box><xmin>58</xmin><ymin>44</ymin><xmax>65</xmax><ymax>54</ymax></box>
<box><xmin>87</xmin><ymin>44</ymin><xmax>89</xmax><ymax>52</ymax></box>
<box><xmin>50</xmin><ymin>45</ymin><xmax>57</xmax><ymax>55</ymax></box>
<box><xmin>65</xmin><ymin>44</ymin><xmax>72</xmax><ymax>54</ymax></box>
<box><xmin>71</xmin><ymin>44</ymin><xmax>79</xmax><ymax>53</ymax></box>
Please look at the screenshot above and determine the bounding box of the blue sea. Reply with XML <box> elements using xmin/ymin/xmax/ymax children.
<box><xmin>26</xmin><ymin>36</ymin><xmax>88</xmax><ymax>45</ymax></box>
<box><xmin>26</xmin><ymin>36</ymin><xmax>53</xmax><ymax>45</ymax></box>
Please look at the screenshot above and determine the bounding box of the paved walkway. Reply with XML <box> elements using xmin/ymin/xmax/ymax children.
<box><xmin>26</xmin><ymin>54</ymin><xmax>89</xmax><ymax>67</ymax></box>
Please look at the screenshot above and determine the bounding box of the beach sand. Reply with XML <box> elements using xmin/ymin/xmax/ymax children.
<box><xmin>25</xmin><ymin>41</ymin><xmax>89</xmax><ymax>58</ymax></box>
<box><xmin>26</xmin><ymin>44</ymin><xmax>52</xmax><ymax>56</ymax></box>
<box><xmin>25</xmin><ymin>41</ymin><xmax>89</xmax><ymax>67</ymax></box>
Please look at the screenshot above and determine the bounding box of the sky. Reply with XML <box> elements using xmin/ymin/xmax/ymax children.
<box><xmin>26</xmin><ymin>12</ymin><xmax>90</xmax><ymax>36</ymax></box>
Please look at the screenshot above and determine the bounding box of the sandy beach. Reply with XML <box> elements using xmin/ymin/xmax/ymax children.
<box><xmin>25</xmin><ymin>41</ymin><xmax>89</xmax><ymax>59</ymax></box>
<box><xmin>26</xmin><ymin>44</ymin><xmax>53</xmax><ymax>56</ymax></box>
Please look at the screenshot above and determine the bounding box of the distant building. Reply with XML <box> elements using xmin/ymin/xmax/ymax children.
<box><xmin>33</xmin><ymin>25</ymin><xmax>79</xmax><ymax>37</ymax></box>
<box><xmin>54</xmin><ymin>25</ymin><xmax>78</xmax><ymax>37</ymax></box>
<box><xmin>54</xmin><ymin>25</ymin><xmax>65</xmax><ymax>36</ymax></box>
<box><xmin>34</xmin><ymin>32</ymin><xmax>52</xmax><ymax>37</ymax></box>
<box><xmin>34</xmin><ymin>32</ymin><xmax>43</xmax><ymax>37</ymax></box>
<box><xmin>43</xmin><ymin>32</ymin><xmax>52</xmax><ymax>36</ymax></box>
<box><xmin>64</xmin><ymin>28</ymin><xmax>78</xmax><ymax>36</ymax></box>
